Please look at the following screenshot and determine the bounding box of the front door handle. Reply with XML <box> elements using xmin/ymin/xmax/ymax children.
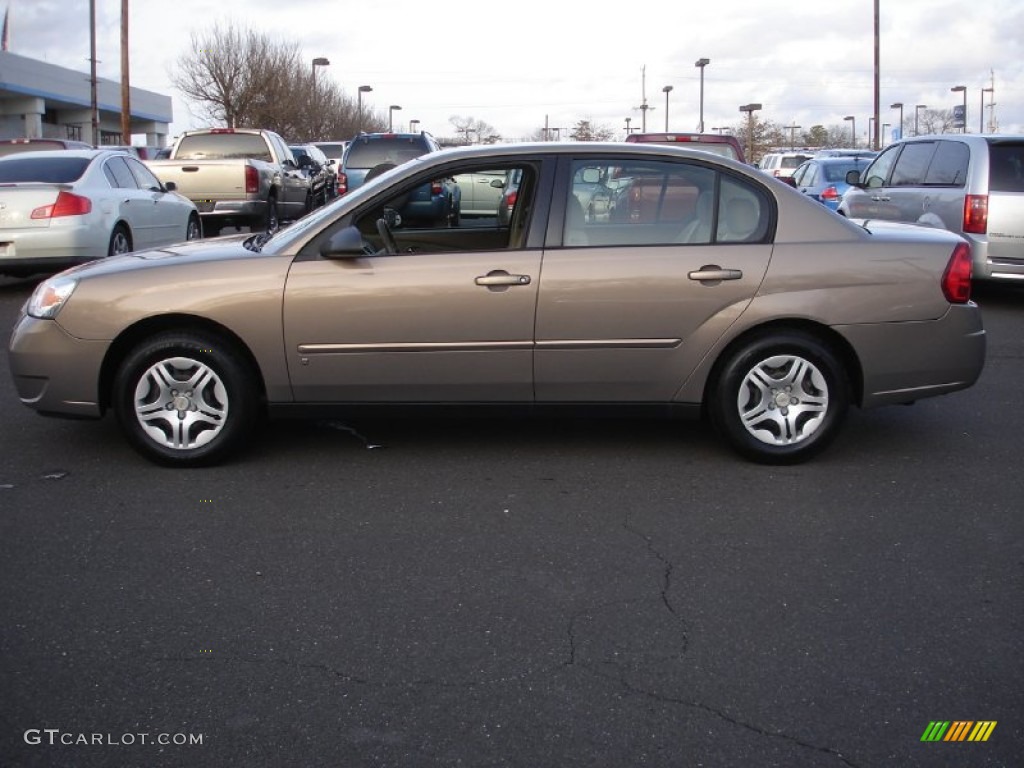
<box><xmin>475</xmin><ymin>270</ymin><xmax>531</xmax><ymax>286</ymax></box>
<box><xmin>688</xmin><ymin>266</ymin><xmax>743</xmax><ymax>283</ymax></box>
<box><xmin>870</xmin><ymin>195</ymin><xmax>891</xmax><ymax>202</ymax></box>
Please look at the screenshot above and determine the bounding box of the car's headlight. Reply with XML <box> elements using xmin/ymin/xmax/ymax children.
<box><xmin>26</xmin><ymin>276</ymin><xmax>79</xmax><ymax>319</ymax></box>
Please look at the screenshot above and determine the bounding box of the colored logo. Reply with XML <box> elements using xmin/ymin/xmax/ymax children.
<box><xmin>921</xmin><ymin>721</ymin><xmax>996</xmax><ymax>742</ymax></box>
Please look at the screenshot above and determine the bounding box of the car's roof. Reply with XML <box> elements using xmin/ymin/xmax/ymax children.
<box><xmin>0</xmin><ymin>148</ymin><xmax>123</xmax><ymax>162</ymax></box>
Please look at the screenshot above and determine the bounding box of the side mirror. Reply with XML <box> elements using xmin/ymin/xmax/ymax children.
<box><xmin>163</xmin><ymin>180</ymin><xmax>178</xmax><ymax>192</ymax></box>
<box><xmin>320</xmin><ymin>225</ymin><xmax>370</xmax><ymax>259</ymax></box>
<box><xmin>845</xmin><ymin>170</ymin><xmax>862</xmax><ymax>186</ymax></box>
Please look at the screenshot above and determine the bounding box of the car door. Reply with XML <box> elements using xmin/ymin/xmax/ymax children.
<box><xmin>534</xmin><ymin>156</ymin><xmax>774</xmax><ymax>401</ymax></box>
<box><xmin>282</xmin><ymin>161</ymin><xmax>544</xmax><ymax>402</ymax></box>
<box><xmin>125</xmin><ymin>156</ymin><xmax>184</xmax><ymax>245</ymax></box>
<box><xmin>102</xmin><ymin>154</ymin><xmax>157</xmax><ymax>249</ymax></box>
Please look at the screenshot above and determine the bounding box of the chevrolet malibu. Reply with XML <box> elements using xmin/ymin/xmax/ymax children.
<box><xmin>8</xmin><ymin>143</ymin><xmax>985</xmax><ymax>466</ymax></box>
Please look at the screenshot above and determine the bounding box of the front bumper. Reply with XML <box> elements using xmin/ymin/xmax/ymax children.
<box><xmin>8</xmin><ymin>313</ymin><xmax>109</xmax><ymax>418</ymax></box>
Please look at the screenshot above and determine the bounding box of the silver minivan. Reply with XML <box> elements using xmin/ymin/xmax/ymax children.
<box><xmin>838</xmin><ymin>134</ymin><xmax>1024</xmax><ymax>282</ymax></box>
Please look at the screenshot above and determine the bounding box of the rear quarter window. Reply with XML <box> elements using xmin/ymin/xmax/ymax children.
<box><xmin>988</xmin><ymin>142</ymin><xmax>1024</xmax><ymax>192</ymax></box>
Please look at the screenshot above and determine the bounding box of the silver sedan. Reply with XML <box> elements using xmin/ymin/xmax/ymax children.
<box><xmin>0</xmin><ymin>149</ymin><xmax>201</xmax><ymax>277</ymax></box>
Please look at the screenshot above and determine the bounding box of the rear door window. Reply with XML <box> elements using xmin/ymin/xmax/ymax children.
<box><xmin>923</xmin><ymin>141</ymin><xmax>970</xmax><ymax>186</ymax></box>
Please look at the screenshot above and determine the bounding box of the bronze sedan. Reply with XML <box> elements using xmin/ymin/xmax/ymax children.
<box><xmin>8</xmin><ymin>143</ymin><xmax>985</xmax><ymax>466</ymax></box>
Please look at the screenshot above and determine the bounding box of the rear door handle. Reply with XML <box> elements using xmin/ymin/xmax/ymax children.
<box><xmin>475</xmin><ymin>270</ymin><xmax>531</xmax><ymax>286</ymax></box>
<box><xmin>870</xmin><ymin>195</ymin><xmax>890</xmax><ymax>202</ymax></box>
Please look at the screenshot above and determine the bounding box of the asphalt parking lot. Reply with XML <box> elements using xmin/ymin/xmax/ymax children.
<box><xmin>0</xmin><ymin>276</ymin><xmax>1021</xmax><ymax>767</ymax></box>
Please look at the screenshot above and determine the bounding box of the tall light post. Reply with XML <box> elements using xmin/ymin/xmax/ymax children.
<box><xmin>951</xmin><ymin>85</ymin><xmax>967</xmax><ymax>133</ymax></box>
<box><xmin>409</xmin><ymin>119</ymin><xmax>420</xmax><ymax>134</ymax></box>
<box><xmin>624</xmin><ymin>116</ymin><xmax>632</xmax><ymax>137</ymax></box>
<box><xmin>356</xmin><ymin>85</ymin><xmax>372</xmax><ymax>133</ymax></box>
<box><xmin>785</xmin><ymin>124</ymin><xmax>801</xmax><ymax>149</ymax></box>
<box><xmin>867</xmin><ymin>117</ymin><xmax>875</xmax><ymax>149</ymax></box>
<box><xmin>311</xmin><ymin>58</ymin><xmax>330</xmax><ymax>140</ymax></box>
<box><xmin>890</xmin><ymin>102</ymin><xmax>903</xmax><ymax>140</ymax></box>
<box><xmin>388</xmin><ymin>105</ymin><xmax>402</xmax><ymax>132</ymax></box>
<box><xmin>872</xmin><ymin>0</ymin><xmax>880</xmax><ymax>151</ymax></box>
<box><xmin>739</xmin><ymin>103</ymin><xmax>762</xmax><ymax>161</ymax></box>
<box><xmin>882</xmin><ymin>123</ymin><xmax>890</xmax><ymax>146</ymax></box>
<box><xmin>844</xmin><ymin>115</ymin><xmax>856</xmax><ymax>148</ymax></box>
<box><xmin>694</xmin><ymin>58</ymin><xmax>709</xmax><ymax>133</ymax></box>
<box><xmin>980</xmin><ymin>87</ymin><xmax>993</xmax><ymax>133</ymax></box>
<box><xmin>914</xmin><ymin>104</ymin><xmax>926</xmax><ymax>136</ymax></box>
<box><xmin>662</xmin><ymin>85</ymin><xmax>673</xmax><ymax>132</ymax></box>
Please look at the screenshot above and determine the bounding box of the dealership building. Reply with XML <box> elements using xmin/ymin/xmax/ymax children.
<box><xmin>0</xmin><ymin>50</ymin><xmax>171</xmax><ymax>147</ymax></box>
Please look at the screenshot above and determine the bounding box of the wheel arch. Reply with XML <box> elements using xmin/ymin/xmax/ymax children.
<box><xmin>702</xmin><ymin>319</ymin><xmax>864</xmax><ymax>412</ymax></box>
<box><xmin>98</xmin><ymin>313</ymin><xmax>267</xmax><ymax>413</ymax></box>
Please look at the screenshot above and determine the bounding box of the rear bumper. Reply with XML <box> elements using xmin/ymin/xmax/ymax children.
<box><xmin>836</xmin><ymin>304</ymin><xmax>986</xmax><ymax>407</ymax></box>
<box><xmin>968</xmin><ymin>236</ymin><xmax>1024</xmax><ymax>281</ymax></box>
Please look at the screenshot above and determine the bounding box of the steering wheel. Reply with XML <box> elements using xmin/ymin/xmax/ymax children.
<box><xmin>376</xmin><ymin>216</ymin><xmax>398</xmax><ymax>254</ymax></box>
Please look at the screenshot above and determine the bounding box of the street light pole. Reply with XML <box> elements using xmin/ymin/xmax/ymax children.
<box><xmin>951</xmin><ymin>85</ymin><xmax>967</xmax><ymax>132</ymax></box>
<box><xmin>624</xmin><ymin>116</ymin><xmax>632</xmax><ymax>137</ymax></box>
<box><xmin>357</xmin><ymin>85</ymin><xmax>372</xmax><ymax>133</ymax></box>
<box><xmin>694</xmin><ymin>58</ymin><xmax>709</xmax><ymax>133</ymax></box>
<box><xmin>785</xmin><ymin>124</ymin><xmax>801</xmax><ymax>150</ymax></box>
<box><xmin>409</xmin><ymin>119</ymin><xmax>420</xmax><ymax>134</ymax></box>
<box><xmin>662</xmin><ymin>85</ymin><xmax>673</xmax><ymax>132</ymax></box>
<box><xmin>890</xmin><ymin>102</ymin><xmax>903</xmax><ymax>140</ymax></box>
<box><xmin>980</xmin><ymin>87</ymin><xmax>993</xmax><ymax>133</ymax></box>
<box><xmin>739</xmin><ymin>103</ymin><xmax>762</xmax><ymax>161</ymax></box>
<box><xmin>844</xmin><ymin>115</ymin><xmax>856</xmax><ymax>148</ymax></box>
<box><xmin>388</xmin><ymin>105</ymin><xmax>402</xmax><ymax>132</ymax></box>
<box><xmin>915</xmin><ymin>104</ymin><xmax>926</xmax><ymax>136</ymax></box>
<box><xmin>311</xmin><ymin>57</ymin><xmax>330</xmax><ymax>140</ymax></box>
<box><xmin>872</xmin><ymin>0</ymin><xmax>880</xmax><ymax>151</ymax></box>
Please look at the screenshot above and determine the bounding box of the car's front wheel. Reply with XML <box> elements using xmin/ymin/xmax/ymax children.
<box><xmin>709</xmin><ymin>331</ymin><xmax>849</xmax><ymax>464</ymax></box>
<box><xmin>113</xmin><ymin>331</ymin><xmax>260</xmax><ymax>466</ymax></box>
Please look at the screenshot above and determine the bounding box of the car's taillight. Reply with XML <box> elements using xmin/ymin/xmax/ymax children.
<box><xmin>963</xmin><ymin>194</ymin><xmax>987</xmax><ymax>234</ymax></box>
<box><xmin>505</xmin><ymin>190</ymin><xmax>518</xmax><ymax>211</ymax></box>
<box><xmin>31</xmin><ymin>190</ymin><xmax>92</xmax><ymax>219</ymax></box>
<box><xmin>338</xmin><ymin>172</ymin><xmax>348</xmax><ymax>195</ymax></box>
<box><xmin>941</xmin><ymin>242</ymin><xmax>973</xmax><ymax>304</ymax></box>
<box><xmin>244</xmin><ymin>165</ymin><xmax>259</xmax><ymax>194</ymax></box>
<box><xmin>431</xmin><ymin>180</ymin><xmax>443</xmax><ymax>195</ymax></box>
<box><xmin>821</xmin><ymin>186</ymin><xmax>840</xmax><ymax>201</ymax></box>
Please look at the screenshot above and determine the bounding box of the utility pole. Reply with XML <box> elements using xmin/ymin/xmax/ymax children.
<box><xmin>89</xmin><ymin>0</ymin><xmax>99</xmax><ymax>145</ymax></box>
<box><xmin>120</xmin><ymin>0</ymin><xmax>130</xmax><ymax>145</ymax></box>
<box><xmin>634</xmin><ymin>65</ymin><xmax>654</xmax><ymax>132</ymax></box>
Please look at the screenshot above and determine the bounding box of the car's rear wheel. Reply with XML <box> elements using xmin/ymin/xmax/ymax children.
<box><xmin>108</xmin><ymin>225</ymin><xmax>132</xmax><ymax>256</ymax></box>
<box><xmin>113</xmin><ymin>331</ymin><xmax>260</xmax><ymax>466</ymax></box>
<box><xmin>710</xmin><ymin>331</ymin><xmax>849</xmax><ymax>464</ymax></box>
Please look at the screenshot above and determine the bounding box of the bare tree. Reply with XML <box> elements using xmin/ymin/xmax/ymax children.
<box><xmin>569</xmin><ymin>120</ymin><xmax>615</xmax><ymax>142</ymax></box>
<box><xmin>170</xmin><ymin>21</ymin><xmax>386</xmax><ymax>141</ymax></box>
<box><xmin>448</xmin><ymin>115</ymin><xmax>500</xmax><ymax>145</ymax></box>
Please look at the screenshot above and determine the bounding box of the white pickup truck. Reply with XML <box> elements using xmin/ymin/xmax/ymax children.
<box><xmin>146</xmin><ymin>128</ymin><xmax>311</xmax><ymax>236</ymax></box>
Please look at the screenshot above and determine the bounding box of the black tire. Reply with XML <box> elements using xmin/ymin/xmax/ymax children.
<box><xmin>186</xmin><ymin>213</ymin><xmax>202</xmax><ymax>241</ymax></box>
<box><xmin>259</xmin><ymin>195</ymin><xmax>279</xmax><ymax>233</ymax></box>
<box><xmin>108</xmin><ymin>224</ymin><xmax>132</xmax><ymax>256</ymax></box>
<box><xmin>113</xmin><ymin>331</ymin><xmax>261</xmax><ymax>467</ymax></box>
<box><xmin>709</xmin><ymin>331</ymin><xmax>849</xmax><ymax>464</ymax></box>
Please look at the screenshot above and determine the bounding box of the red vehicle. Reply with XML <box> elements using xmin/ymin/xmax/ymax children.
<box><xmin>625</xmin><ymin>132</ymin><xmax>745</xmax><ymax>164</ymax></box>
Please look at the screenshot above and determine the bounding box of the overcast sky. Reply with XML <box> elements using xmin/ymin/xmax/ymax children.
<box><xmin>9</xmin><ymin>0</ymin><xmax>1024</xmax><ymax>143</ymax></box>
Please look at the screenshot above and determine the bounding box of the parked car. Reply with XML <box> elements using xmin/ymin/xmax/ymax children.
<box><xmin>453</xmin><ymin>169</ymin><xmax>507</xmax><ymax>217</ymax></box>
<box><xmin>9</xmin><ymin>142</ymin><xmax>984</xmax><ymax>467</ymax></box>
<box><xmin>339</xmin><ymin>132</ymin><xmax>459</xmax><ymax>225</ymax></box>
<box><xmin>0</xmin><ymin>149</ymin><xmax>201</xmax><ymax>277</ymax></box>
<box><xmin>0</xmin><ymin>138</ymin><xmax>93</xmax><ymax>157</ymax></box>
<box><xmin>758</xmin><ymin>151</ymin><xmax>814</xmax><ymax>178</ymax></box>
<box><xmin>146</xmin><ymin>128</ymin><xmax>310</xmax><ymax>236</ymax></box>
<box><xmin>814</xmin><ymin>148</ymin><xmax>878</xmax><ymax>160</ymax></box>
<box><xmin>789</xmin><ymin>156</ymin><xmax>875</xmax><ymax>210</ymax></box>
<box><xmin>625</xmin><ymin>132</ymin><xmax>745</xmax><ymax>163</ymax></box>
<box><xmin>289</xmin><ymin>143</ymin><xmax>333</xmax><ymax>206</ymax></box>
<box><xmin>838</xmin><ymin>134</ymin><xmax>1024</xmax><ymax>282</ymax></box>
<box><xmin>312</xmin><ymin>141</ymin><xmax>347</xmax><ymax>197</ymax></box>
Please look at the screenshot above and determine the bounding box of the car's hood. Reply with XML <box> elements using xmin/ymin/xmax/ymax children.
<box><xmin>57</xmin><ymin>233</ymin><xmax>274</xmax><ymax>281</ymax></box>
